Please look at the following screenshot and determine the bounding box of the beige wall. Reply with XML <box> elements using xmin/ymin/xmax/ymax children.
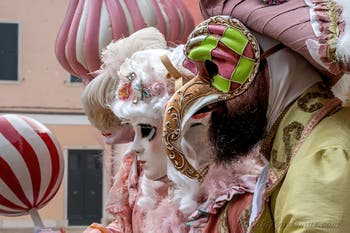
<box><xmin>48</xmin><ymin>125</ymin><xmax>103</xmax><ymax>146</ymax></box>
<box><xmin>0</xmin><ymin>0</ymin><xmax>83</xmax><ymax>112</ymax></box>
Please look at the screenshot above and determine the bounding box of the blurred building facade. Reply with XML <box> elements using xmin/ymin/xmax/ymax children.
<box><xmin>0</xmin><ymin>0</ymin><xmax>201</xmax><ymax>230</ymax></box>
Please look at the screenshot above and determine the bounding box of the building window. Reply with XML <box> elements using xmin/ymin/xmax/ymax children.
<box><xmin>67</xmin><ymin>149</ymin><xmax>103</xmax><ymax>225</ymax></box>
<box><xmin>70</xmin><ymin>75</ymin><xmax>83</xmax><ymax>83</ymax></box>
<box><xmin>0</xmin><ymin>23</ymin><xmax>18</xmax><ymax>81</ymax></box>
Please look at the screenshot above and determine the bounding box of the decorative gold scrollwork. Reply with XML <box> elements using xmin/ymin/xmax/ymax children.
<box><xmin>162</xmin><ymin>77</ymin><xmax>217</xmax><ymax>182</ymax></box>
<box><xmin>298</xmin><ymin>83</ymin><xmax>334</xmax><ymax>112</ymax></box>
<box><xmin>271</xmin><ymin>121</ymin><xmax>304</xmax><ymax>170</ymax></box>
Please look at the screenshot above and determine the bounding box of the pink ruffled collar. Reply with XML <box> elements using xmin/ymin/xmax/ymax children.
<box><xmin>186</xmin><ymin>154</ymin><xmax>263</xmax><ymax>229</ymax></box>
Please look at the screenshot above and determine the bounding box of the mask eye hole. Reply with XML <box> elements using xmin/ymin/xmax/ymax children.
<box><xmin>205</xmin><ymin>60</ymin><xmax>218</xmax><ymax>79</ymax></box>
<box><xmin>139</xmin><ymin>123</ymin><xmax>157</xmax><ymax>141</ymax></box>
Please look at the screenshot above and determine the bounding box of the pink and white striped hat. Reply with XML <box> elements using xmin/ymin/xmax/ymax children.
<box><xmin>55</xmin><ymin>0</ymin><xmax>195</xmax><ymax>81</ymax></box>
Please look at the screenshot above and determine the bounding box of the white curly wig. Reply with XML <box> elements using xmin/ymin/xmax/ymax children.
<box><xmin>112</xmin><ymin>45</ymin><xmax>190</xmax><ymax>120</ymax></box>
<box><xmin>81</xmin><ymin>27</ymin><xmax>167</xmax><ymax>130</ymax></box>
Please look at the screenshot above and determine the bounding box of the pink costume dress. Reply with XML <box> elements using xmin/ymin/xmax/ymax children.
<box><xmin>187</xmin><ymin>155</ymin><xmax>263</xmax><ymax>233</ymax></box>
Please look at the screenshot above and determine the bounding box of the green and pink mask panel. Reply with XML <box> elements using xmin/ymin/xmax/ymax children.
<box><xmin>187</xmin><ymin>22</ymin><xmax>258</xmax><ymax>93</ymax></box>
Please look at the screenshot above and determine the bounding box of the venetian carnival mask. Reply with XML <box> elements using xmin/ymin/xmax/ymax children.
<box><xmin>128</xmin><ymin>116</ymin><xmax>166</xmax><ymax>180</ymax></box>
<box><xmin>101</xmin><ymin>124</ymin><xmax>134</xmax><ymax>145</ymax></box>
<box><xmin>162</xmin><ymin>15</ymin><xmax>261</xmax><ymax>182</ymax></box>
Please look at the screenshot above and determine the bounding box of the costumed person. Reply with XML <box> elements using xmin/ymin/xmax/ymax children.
<box><xmin>111</xmin><ymin>44</ymin><xmax>197</xmax><ymax>233</ymax></box>
<box><xmin>163</xmin><ymin>16</ymin><xmax>265</xmax><ymax>233</ymax></box>
<box><xmin>163</xmin><ymin>14</ymin><xmax>350</xmax><ymax>233</ymax></box>
<box><xmin>82</xmin><ymin>27</ymin><xmax>195</xmax><ymax>232</ymax></box>
<box><xmin>80</xmin><ymin>27</ymin><xmax>166</xmax><ymax>233</ymax></box>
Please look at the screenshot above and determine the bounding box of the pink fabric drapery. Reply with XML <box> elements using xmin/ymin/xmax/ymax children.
<box><xmin>199</xmin><ymin>0</ymin><xmax>350</xmax><ymax>83</ymax></box>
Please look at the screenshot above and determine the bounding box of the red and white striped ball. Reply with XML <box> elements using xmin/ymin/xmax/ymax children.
<box><xmin>0</xmin><ymin>114</ymin><xmax>64</xmax><ymax>216</ymax></box>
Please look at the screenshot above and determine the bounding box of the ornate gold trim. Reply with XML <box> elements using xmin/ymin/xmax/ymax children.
<box><xmin>162</xmin><ymin>76</ymin><xmax>217</xmax><ymax>181</ymax></box>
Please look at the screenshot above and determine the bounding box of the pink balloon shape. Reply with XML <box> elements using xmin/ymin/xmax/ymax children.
<box><xmin>0</xmin><ymin>114</ymin><xmax>64</xmax><ymax>216</ymax></box>
<box><xmin>55</xmin><ymin>0</ymin><xmax>195</xmax><ymax>81</ymax></box>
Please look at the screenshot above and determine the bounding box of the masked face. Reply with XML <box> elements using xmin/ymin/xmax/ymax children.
<box><xmin>181</xmin><ymin>112</ymin><xmax>214</xmax><ymax>172</ymax></box>
<box><xmin>128</xmin><ymin>116</ymin><xmax>167</xmax><ymax>180</ymax></box>
<box><xmin>101</xmin><ymin>124</ymin><xmax>134</xmax><ymax>145</ymax></box>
